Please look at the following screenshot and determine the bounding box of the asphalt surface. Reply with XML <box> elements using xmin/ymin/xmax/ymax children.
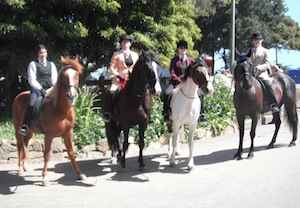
<box><xmin>0</xmin><ymin>117</ymin><xmax>299</xmax><ymax>208</ymax></box>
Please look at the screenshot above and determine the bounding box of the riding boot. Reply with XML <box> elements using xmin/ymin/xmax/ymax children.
<box><xmin>19</xmin><ymin>106</ymin><xmax>34</xmax><ymax>136</ymax></box>
<box><xmin>264</xmin><ymin>81</ymin><xmax>280</xmax><ymax>113</ymax></box>
<box><xmin>102</xmin><ymin>91</ymin><xmax>114</xmax><ymax>122</ymax></box>
<box><xmin>163</xmin><ymin>94</ymin><xmax>172</xmax><ymax>121</ymax></box>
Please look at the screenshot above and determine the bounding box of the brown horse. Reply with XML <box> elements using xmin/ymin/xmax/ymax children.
<box><xmin>233</xmin><ymin>59</ymin><xmax>298</xmax><ymax>160</ymax></box>
<box><xmin>13</xmin><ymin>56</ymin><xmax>86</xmax><ymax>185</ymax></box>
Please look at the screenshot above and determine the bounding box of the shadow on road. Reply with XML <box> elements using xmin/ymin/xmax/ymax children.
<box><xmin>0</xmin><ymin>143</ymin><xmax>290</xmax><ymax>191</ymax></box>
<box><xmin>194</xmin><ymin>143</ymin><xmax>288</xmax><ymax>166</ymax></box>
<box><xmin>0</xmin><ymin>170</ymin><xmax>35</xmax><ymax>195</ymax></box>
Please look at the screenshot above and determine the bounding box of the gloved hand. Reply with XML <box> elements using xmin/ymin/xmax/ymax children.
<box><xmin>40</xmin><ymin>88</ymin><xmax>47</xmax><ymax>97</ymax></box>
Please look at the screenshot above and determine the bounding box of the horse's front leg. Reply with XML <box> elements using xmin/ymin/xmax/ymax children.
<box><xmin>16</xmin><ymin>132</ymin><xmax>32</xmax><ymax>175</ymax></box>
<box><xmin>63</xmin><ymin>130</ymin><xmax>86</xmax><ymax>181</ymax></box>
<box><xmin>248</xmin><ymin>115</ymin><xmax>258</xmax><ymax>159</ymax></box>
<box><xmin>187</xmin><ymin>123</ymin><xmax>196</xmax><ymax>170</ymax></box>
<box><xmin>234</xmin><ymin>114</ymin><xmax>245</xmax><ymax>160</ymax></box>
<box><xmin>42</xmin><ymin>136</ymin><xmax>54</xmax><ymax>186</ymax></box>
<box><xmin>170</xmin><ymin>123</ymin><xmax>180</xmax><ymax>166</ymax></box>
<box><xmin>138</xmin><ymin>125</ymin><xmax>146</xmax><ymax>170</ymax></box>
<box><xmin>267</xmin><ymin>112</ymin><xmax>281</xmax><ymax>149</ymax></box>
<box><xmin>121</xmin><ymin>129</ymin><xmax>130</xmax><ymax>168</ymax></box>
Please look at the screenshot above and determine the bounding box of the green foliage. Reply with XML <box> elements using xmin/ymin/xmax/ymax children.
<box><xmin>0</xmin><ymin>118</ymin><xmax>15</xmax><ymax>140</ymax></box>
<box><xmin>73</xmin><ymin>87</ymin><xmax>105</xmax><ymax>149</ymax></box>
<box><xmin>200</xmin><ymin>81</ymin><xmax>235</xmax><ymax>136</ymax></box>
<box><xmin>144</xmin><ymin>96</ymin><xmax>168</xmax><ymax>146</ymax></box>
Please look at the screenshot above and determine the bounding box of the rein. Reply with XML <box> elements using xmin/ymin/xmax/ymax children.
<box><xmin>179</xmin><ymin>87</ymin><xmax>198</xmax><ymax>99</ymax></box>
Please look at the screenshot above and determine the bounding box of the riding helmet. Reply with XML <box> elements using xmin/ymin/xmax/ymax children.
<box><xmin>251</xmin><ymin>32</ymin><xmax>263</xmax><ymax>40</ymax></box>
<box><xmin>176</xmin><ymin>40</ymin><xmax>188</xmax><ymax>49</ymax></box>
<box><xmin>119</xmin><ymin>34</ymin><xmax>134</xmax><ymax>43</ymax></box>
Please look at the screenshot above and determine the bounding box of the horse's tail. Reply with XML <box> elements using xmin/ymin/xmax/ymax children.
<box><xmin>278</xmin><ymin>74</ymin><xmax>298</xmax><ymax>135</ymax></box>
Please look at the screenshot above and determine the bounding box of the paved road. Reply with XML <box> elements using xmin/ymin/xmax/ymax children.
<box><xmin>0</xmin><ymin>119</ymin><xmax>299</xmax><ymax>208</ymax></box>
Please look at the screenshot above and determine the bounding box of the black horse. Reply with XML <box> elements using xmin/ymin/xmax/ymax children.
<box><xmin>233</xmin><ymin>60</ymin><xmax>298</xmax><ymax>160</ymax></box>
<box><xmin>100</xmin><ymin>50</ymin><xmax>157</xmax><ymax>169</ymax></box>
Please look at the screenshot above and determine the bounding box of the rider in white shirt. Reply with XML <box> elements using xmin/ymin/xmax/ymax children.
<box><xmin>19</xmin><ymin>44</ymin><xmax>57</xmax><ymax>136</ymax></box>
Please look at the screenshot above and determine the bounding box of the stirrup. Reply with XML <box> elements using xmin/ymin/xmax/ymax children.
<box><xmin>270</xmin><ymin>104</ymin><xmax>280</xmax><ymax>113</ymax></box>
<box><xmin>19</xmin><ymin>125</ymin><xmax>29</xmax><ymax>136</ymax></box>
<box><xmin>102</xmin><ymin>112</ymin><xmax>111</xmax><ymax>122</ymax></box>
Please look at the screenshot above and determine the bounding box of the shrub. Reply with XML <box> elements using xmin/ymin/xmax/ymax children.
<box><xmin>73</xmin><ymin>87</ymin><xmax>106</xmax><ymax>149</ymax></box>
<box><xmin>144</xmin><ymin>96</ymin><xmax>168</xmax><ymax>145</ymax></box>
<box><xmin>0</xmin><ymin>117</ymin><xmax>15</xmax><ymax>140</ymax></box>
<box><xmin>199</xmin><ymin>80</ymin><xmax>235</xmax><ymax>136</ymax></box>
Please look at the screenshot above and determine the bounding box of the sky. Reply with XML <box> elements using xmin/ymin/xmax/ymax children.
<box><xmin>215</xmin><ymin>0</ymin><xmax>300</xmax><ymax>71</ymax></box>
<box><xmin>272</xmin><ymin>0</ymin><xmax>300</xmax><ymax>69</ymax></box>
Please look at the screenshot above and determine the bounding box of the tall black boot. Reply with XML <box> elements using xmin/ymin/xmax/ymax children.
<box><xmin>163</xmin><ymin>94</ymin><xmax>172</xmax><ymax>121</ymax></box>
<box><xmin>102</xmin><ymin>91</ymin><xmax>114</xmax><ymax>122</ymax></box>
<box><xmin>265</xmin><ymin>81</ymin><xmax>280</xmax><ymax>113</ymax></box>
<box><xmin>19</xmin><ymin>106</ymin><xmax>34</xmax><ymax>136</ymax></box>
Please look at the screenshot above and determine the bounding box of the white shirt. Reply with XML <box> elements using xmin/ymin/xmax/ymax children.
<box><xmin>27</xmin><ymin>60</ymin><xmax>58</xmax><ymax>91</ymax></box>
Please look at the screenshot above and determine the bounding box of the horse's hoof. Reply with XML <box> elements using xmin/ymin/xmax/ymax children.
<box><xmin>289</xmin><ymin>142</ymin><xmax>296</xmax><ymax>147</ymax></box>
<box><xmin>247</xmin><ymin>153</ymin><xmax>254</xmax><ymax>159</ymax></box>
<box><xmin>18</xmin><ymin>170</ymin><xmax>25</xmax><ymax>177</ymax></box>
<box><xmin>77</xmin><ymin>174</ymin><xmax>88</xmax><ymax>181</ymax></box>
<box><xmin>233</xmin><ymin>153</ymin><xmax>242</xmax><ymax>160</ymax></box>
<box><xmin>111</xmin><ymin>157</ymin><xmax>118</xmax><ymax>165</ymax></box>
<box><xmin>267</xmin><ymin>144</ymin><xmax>274</xmax><ymax>149</ymax></box>
<box><xmin>187</xmin><ymin>164</ymin><xmax>194</xmax><ymax>172</ymax></box>
<box><xmin>42</xmin><ymin>177</ymin><xmax>50</xmax><ymax>186</ymax></box>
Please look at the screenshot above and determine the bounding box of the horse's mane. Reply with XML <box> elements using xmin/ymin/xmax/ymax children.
<box><xmin>60</xmin><ymin>56</ymin><xmax>83</xmax><ymax>74</ymax></box>
<box><xmin>47</xmin><ymin>56</ymin><xmax>83</xmax><ymax>107</ymax></box>
<box><xmin>182</xmin><ymin>58</ymin><xmax>207</xmax><ymax>82</ymax></box>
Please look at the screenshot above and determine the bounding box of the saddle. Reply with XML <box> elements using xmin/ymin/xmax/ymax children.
<box><xmin>27</xmin><ymin>93</ymin><xmax>50</xmax><ymax>130</ymax></box>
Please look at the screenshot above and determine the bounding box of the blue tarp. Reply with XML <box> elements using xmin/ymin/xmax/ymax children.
<box><xmin>287</xmin><ymin>68</ymin><xmax>300</xmax><ymax>84</ymax></box>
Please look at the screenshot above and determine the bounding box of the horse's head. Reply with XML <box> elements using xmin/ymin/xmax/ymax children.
<box><xmin>59</xmin><ymin>56</ymin><xmax>83</xmax><ymax>105</ymax></box>
<box><xmin>129</xmin><ymin>50</ymin><xmax>159</xmax><ymax>96</ymax></box>
<box><xmin>234</xmin><ymin>58</ymin><xmax>254</xmax><ymax>90</ymax></box>
<box><xmin>187</xmin><ymin>60</ymin><xmax>214</xmax><ymax>95</ymax></box>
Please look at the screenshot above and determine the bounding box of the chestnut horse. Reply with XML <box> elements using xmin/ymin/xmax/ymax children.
<box><xmin>233</xmin><ymin>59</ymin><xmax>298</xmax><ymax>160</ymax></box>
<box><xmin>12</xmin><ymin>56</ymin><xmax>86</xmax><ymax>185</ymax></box>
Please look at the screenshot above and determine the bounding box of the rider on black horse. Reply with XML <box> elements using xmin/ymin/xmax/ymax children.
<box><xmin>19</xmin><ymin>44</ymin><xmax>58</xmax><ymax>136</ymax></box>
<box><xmin>245</xmin><ymin>32</ymin><xmax>280</xmax><ymax>114</ymax></box>
<box><xmin>102</xmin><ymin>34</ymin><xmax>139</xmax><ymax>121</ymax></box>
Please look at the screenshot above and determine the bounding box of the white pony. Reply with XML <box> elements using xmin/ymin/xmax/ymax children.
<box><xmin>169</xmin><ymin>61</ymin><xmax>214</xmax><ymax>170</ymax></box>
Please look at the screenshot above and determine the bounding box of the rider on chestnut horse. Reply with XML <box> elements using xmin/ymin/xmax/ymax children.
<box><xmin>19</xmin><ymin>44</ymin><xmax>58</xmax><ymax>136</ymax></box>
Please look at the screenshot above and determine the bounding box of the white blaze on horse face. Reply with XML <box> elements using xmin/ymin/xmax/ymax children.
<box><xmin>66</xmin><ymin>68</ymin><xmax>79</xmax><ymax>105</ymax></box>
<box><xmin>151</xmin><ymin>61</ymin><xmax>162</xmax><ymax>96</ymax></box>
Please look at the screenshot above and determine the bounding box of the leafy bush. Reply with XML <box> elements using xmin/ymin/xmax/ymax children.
<box><xmin>200</xmin><ymin>80</ymin><xmax>235</xmax><ymax>136</ymax></box>
<box><xmin>73</xmin><ymin>87</ymin><xmax>106</xmax><ymax>149</ymax></box>
<box><xmin>144</xmin><ymin>96</ymin><xmax>168</xmax><ymax>146</ymax></box>
<box><xmin>0</xmin><ymin>118</ymin><xmax>15</xmax><ymax>140</ymax></box>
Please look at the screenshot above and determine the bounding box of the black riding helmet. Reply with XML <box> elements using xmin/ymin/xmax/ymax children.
<box><xmin>176</xmin><ymin>40</ymin><xmax>188</xmax><ymax>49</ymax></box>
<box><xmin>251</xmin><ymin>32</ymin><xmax>263</xmax><ymax>40</ymax></box>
